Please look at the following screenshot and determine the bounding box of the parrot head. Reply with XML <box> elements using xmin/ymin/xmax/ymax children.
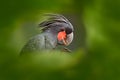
<box><xmin>39</xmin><ymin>14</ymin><xmax>74</xmax><ymax>46</ymax></box>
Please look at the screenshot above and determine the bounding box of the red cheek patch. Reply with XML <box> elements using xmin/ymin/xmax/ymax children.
<box><xmin>57</xmin><ymin>31</ymin><xmax>66</xmax><ymax>41</ymax></box>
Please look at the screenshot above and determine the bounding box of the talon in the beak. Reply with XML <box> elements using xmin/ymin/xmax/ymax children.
<box><xmin>62</xmin><ymin>37</ymin><xmax>68</xmax><ymax>46</ymax></box>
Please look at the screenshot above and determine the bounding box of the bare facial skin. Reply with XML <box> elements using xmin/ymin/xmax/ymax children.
<box><xmin>57</xmin><ymin>31</ymin><xmax>73</xmax><ymax>46</ymax></box>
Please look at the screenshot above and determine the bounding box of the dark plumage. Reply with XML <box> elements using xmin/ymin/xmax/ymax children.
<box><xmin>20</xmin><ymin>14</ymin><xmax>74</xmax><ymax>54</ymax></box>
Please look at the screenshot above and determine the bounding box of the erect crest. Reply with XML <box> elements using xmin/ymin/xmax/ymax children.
<box><xmin>39</xmin><ymin>13</ymin><xmax>74</xmax><ymax>31</ymax></box>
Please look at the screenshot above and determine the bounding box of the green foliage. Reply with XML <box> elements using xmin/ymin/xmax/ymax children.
<box><xmin>0</xmin><ymin>0</ymin><xmax>120</xmax><ymax>80</ymax></box>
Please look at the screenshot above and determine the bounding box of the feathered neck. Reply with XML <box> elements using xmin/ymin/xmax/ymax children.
<box><xmin>43</xmin><ymin>30</ymin><xmax>58</xmax><ymax>49</ymax></box>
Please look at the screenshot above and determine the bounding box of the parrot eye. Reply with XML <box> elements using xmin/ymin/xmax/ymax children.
<box><xmin>60</xmin><ymin>28</ymin><xmax>65</xmax><ymax>31</ymax></box>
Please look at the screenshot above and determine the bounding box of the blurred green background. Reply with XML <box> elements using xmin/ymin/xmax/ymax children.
<box><xmin>0</xmin><ymin>0</ymin><xmax>120</xmax><ymax>80</ymax></box>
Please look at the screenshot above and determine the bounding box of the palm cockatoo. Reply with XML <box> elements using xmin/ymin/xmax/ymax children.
<box><xmin>20</xmin><ymin>14</ymin><xmax>74</xmax><ymax>54</ymax></box>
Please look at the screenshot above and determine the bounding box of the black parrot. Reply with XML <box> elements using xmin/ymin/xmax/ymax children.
<box><xmin>20</xmin><ymin>14</ymin><xmax>74</xmax><ymax>54</ymax></box>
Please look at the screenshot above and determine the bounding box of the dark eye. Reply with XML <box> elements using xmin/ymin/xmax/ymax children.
<box><xmin>60</xmin><ymin>28</ymin><xmax>65</xmax><ymax>31</ymax></box>
<box><xmin>65</xmin><ymin>28</ymin><xmax>72</xmax><ymax>34</ymax></box>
